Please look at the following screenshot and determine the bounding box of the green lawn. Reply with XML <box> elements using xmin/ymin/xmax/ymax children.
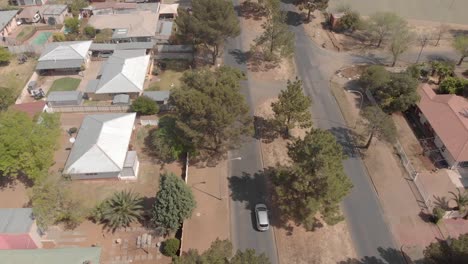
<box><xmin>147</xmin><ymin>70</ymin><xmax>184</xmax><ymax>91</ymax></box>
<box><xmin>47</xmin><ymin>77</ymin><xmax>81</xmax><ymax>94</ymax></box>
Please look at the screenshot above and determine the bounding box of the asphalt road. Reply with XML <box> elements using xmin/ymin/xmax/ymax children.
<box><xmin>224</xmin><ymin>3</ymin><xmax>279</xmax><ymax>263</ymax></box>
<box><xmin>283</xmin><ymin>4</ymin><xmax>404</xmax><ymax>262</ymax></box>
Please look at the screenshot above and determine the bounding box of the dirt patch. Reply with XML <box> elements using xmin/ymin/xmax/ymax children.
<box><xmin>302</xmin><ymin>11</ymin><xmax>338</xmax><ymax>52</ymax></box>
<box><xmin>255</xmin><ymin>99</ymin><xmax>357</xmax><ymax>264</ymax></box>
<box><xmin>239</xmin><ymin>0</ymin><xmax>296</xmax><ymax>81</ymax></box>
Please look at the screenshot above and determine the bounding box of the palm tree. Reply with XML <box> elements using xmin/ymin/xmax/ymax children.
<box><xmin>101</xmin><ymin>190</ymin><xmax>144</xmax><ymax>231</ymax></box>
<box><xmin>449</xmin><ymin>189</ymin><xmax>468</xmax><ymax>215</ymax></box>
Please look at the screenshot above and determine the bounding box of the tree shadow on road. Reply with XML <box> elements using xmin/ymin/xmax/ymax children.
<box><xmin>228</xmin><ymin>49</ymin><xmax>250</xmax><ymax>65</ymax></box>
<box><xmin>228</xmin><ymin>170</ymin><xmax>269</xmax><ymax>211</ymax></box>
<box><xmin>253</xmin><ymin>116</ymin><xmax>279</xmax><ymax>143</ymax></box>
<box><xmin>328</xmin><ymin>126</ymin><xmax>358</xmax><ymax>158</ymax></box>
<box><xmin>337</xmin><ymin>247</ymin><xmax>412</xmax><ymax>264</ymax></box>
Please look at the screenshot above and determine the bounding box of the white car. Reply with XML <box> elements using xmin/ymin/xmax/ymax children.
<box><xmin>255</xmin><ymin>204</ymin><xmax>270</xmax><ymax>231</ymax></box>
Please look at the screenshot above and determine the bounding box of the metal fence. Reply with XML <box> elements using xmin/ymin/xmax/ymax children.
<box><xmin>49</xmin><ymin>105</ymin><xmax>130</xmax><ymax>113</ymax></box>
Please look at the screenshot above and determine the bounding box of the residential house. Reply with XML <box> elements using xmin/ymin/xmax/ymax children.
<box><xmin>47</xmin><ymin>91</ymin><xmax>83</xmax><ymax>106</ymax></box>
<box><xmin>41</xmin><ymin>4</ymin><xmax>68</xmax><ymax>25</ymax></box>
<box><xmin>64</xmin><ymin>113</ymin><xmax>139</xmax><ymax>180</ymax></box>
<box><xmin>17</xmin><ymin>6</ymin><xmax>42</xmax><ymax>24</ymax></box>
<box><xmin>415</xmin><ymin>84</ymin><xmax>468</xmax><ymax>169</ymax></box>
<box><xmin>8</xmin><ymin>0</ymin><xmax>47</xmax><ymax>6</ymax></box>
<box><xmin>0</xmin><ymin>208</ymin><xmax>42</xmax><ymax>249</ymax></box>
<box><xmin>11</xmin><ymin>101</ymin><xmax>48</xmax><ymax>118</ymax></box>
<box><xmin>0</xmin><ymin>247</ymin><xmax>101</xmax><ymax>264</ymax></box>
<box><xmin>36</xmin><ymin>41</ymin><xmax>92</xmax><ymax>74</ymax></box>
<box><xmin>88</xmin><ymin>11</ymin><xmax>158</xmax><ymax>43</ymax></box>
<box><xmin>86</xmin><ymin>50</ymin><xmax>151</xmax><ymax>100</ymax></box>
<box><xmin>0</xmin><ymin>10</ymin><xmax>19</xmax><ymax>37</ymax></box>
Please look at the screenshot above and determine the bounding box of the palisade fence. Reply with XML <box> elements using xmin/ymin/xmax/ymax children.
<box><xmin>364</xmin><ymin>90</ymin><xmax>433</xmax><ymax>211</ymax></box>
<box><xmin>49</xmin><ymin>105</ymin><xmax>130</xmax><ymax>113</ymax></box>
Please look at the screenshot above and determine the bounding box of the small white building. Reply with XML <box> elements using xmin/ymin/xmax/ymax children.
<box><xmin>64</xmin><ymin>113</ymin><xmax>139</xmax><ymax>180</ymax></box>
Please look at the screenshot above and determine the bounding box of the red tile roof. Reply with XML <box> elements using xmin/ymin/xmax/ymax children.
<box><xmin>11</xmin><ymin>101</ymin><xmax>46</xmax><ymax>119</ymax></box>
<box><xmin>418</xmin><ymin>84</ymin><xmax>468</xmax><ymax>162</ymax></box>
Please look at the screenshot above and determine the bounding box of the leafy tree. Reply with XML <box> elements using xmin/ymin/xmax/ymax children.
<box><xmin>439</xmin><ymin>77</ymin><xmax>468</xmax><ymax>96</ymax></box>
<box><xmin>173</xmin><ymin>249</ymin><xmax>202</xmax><ymax>264</ymax></box>
<box><xmin>360</xmin><ymin>106</ymin><xmax>397</xmax><ymax>149</ymax></box>
<box><xmin>131</xmin><ymin>96</ymin><xmax>159</xmax><ymax>115</ymax></box>
<box><xmin>66</xmin><ymin>0</ymin><xmax>88</xmax><ymax>17</ymax></box>
<box><xmin>365</xmin><ymin>12</ymin><xmax>407</xmax><ymax>48</ymax></box>
<box><xmin>450</xmin><ymin>189</ymin><xmax>468</xmax><ymax>215</ymax></box>
<box><xmin>336</xmin><ymin>11</ymin><xmax>361</xmax><ymax>32</ymax></box>
<box><xmin>424</xmin><ymin>234</ymin><xmax>468</xmax><ymax>264</ymax></box>
<box><xmin>162</xmin><ymin>238</ymin><xmax>181</xmax><ymax>257</ymax></box>
<box><xmin>201</xmin><ymin>238</ymin><xmax>232</xmax><ymax>263</ymax></box>
<box><xmin>0</xmin><ymin>47</ymin><xmax>12</xmax><ymax>65</ymax></box>
<box><xmin>389</xmin><ymin>27</ymin><xmax>412</xmax><ymax>67</ymax></box>
<box><xmin>271</xmin><ymin>78</ymin><xmax>312</xmax><ymax>136</ymax></box>
<box><xmin>0</xmin><ymin>87</ymin><xmax>15</xmax><ymax>110</ymax></box>
<box><xmin>360</xmin><ymin>65</ymin><xmax>390</xmax><ymax>91</ymax></box>
<box><xmin>170</xmin><ymin>67</ymin><xmax>252</xmax><ymax>160</ymax></box>
<box><xmin>254</xmin><ymin>1</ymin><xmax>294</xmax><ymax>62</ymax></box>
<box><xmin>84</xmin><ymin>26</ymin><xmax>96</xmax><ymax>38</ymax></box>
<box><xmin>373</xmin><ymin>72</ymin><xmax>419</xmax><ymax>113</ymax></box>
<box><xmin>453</xmin><ymin>35</ymin><xmax>468</xmax><ymax>65</ymax></box>
<box><xmin>64</xmin><ymin>17</ymin><xmax>80</xmax><ymax>34</ymax></box>
<box><xmin>99</xmin><ymin>191</ymin><xmax>144</xmax><ymax>231</ymax></box>
<box><xmin>52</xmin><ymin>32</ymin><xmax>66</xmax><ymax>42</ymax></box>
<box><xmin>150</xmin><ymin>116</ymin><xmax>186</xmax><ymax>163</ymax></box>
<box><xmin>0</xmin><ymin>111</ymin><xmax>60</xmax><ymax>182</ymax></box>
<box><xmin>431</xmin><ymin>61</ymin><xmax>455</xmax><ymax>84</ymax></box>
<box><xmin>95</xmin><ymin>28</ymin><xmax>113</xmax><ymax>43</ymax></box>
<box><xmin>175</xmin><ymin>0</ymin><xmax>240</xmax><ymax>64</ymax></box>
<box><xmin>271</xmin><ymin>129</ymin><xmax>352</xmax><ymax>229</ymax></box>
<box><xmin>231</xmin><ymin>249</ymin><xmax>270</xmax><ymax>264</ymax></box>
<box><xmin>152</xmin><ymin>172</ymin><xmax>196</xmax><ymax>233</ymax></box>
<box><xmin>30</xmin><ymin>177</ymin><xmax>86</xmax><ymax>230</ymax></box>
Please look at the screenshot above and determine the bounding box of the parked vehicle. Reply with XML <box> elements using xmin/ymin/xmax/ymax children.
<box><xmin>255</xmin><ymin>204</ymin><xmax>270</xmax><ymax>231</ymax></box>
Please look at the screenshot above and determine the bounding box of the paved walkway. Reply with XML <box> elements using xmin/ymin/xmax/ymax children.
<box><xmin>182</xmin><ymin>161</ymin><xmax>230</xmax><ymax>253</ymax></box>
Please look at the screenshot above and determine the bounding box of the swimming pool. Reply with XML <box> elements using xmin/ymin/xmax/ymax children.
<box><xmin>32</xmin><ymin>32</ymin><xmax>52</xmax><ymax>45</ymax></box>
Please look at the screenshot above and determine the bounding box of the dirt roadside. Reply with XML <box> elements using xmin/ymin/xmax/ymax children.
<box><xmin>256</xmin><ymin>98</ymin><xmax>358</xmax><ymax>264</ymax></box>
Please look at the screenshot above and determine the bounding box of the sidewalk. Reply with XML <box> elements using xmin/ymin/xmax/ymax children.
<box><xmin>181</xmin><ymin>161</ymin><xmax>230</xmax><ymax>253</ymax></box>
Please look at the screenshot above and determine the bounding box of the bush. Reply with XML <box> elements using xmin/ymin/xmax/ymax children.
<box><xmin>95</xmin><ymin>28</ymin><xmax>113</xmax><ymax>43</ymax></box>
<box><xmin>0</xmin><ymin>47</ymin><xmax>12</xmax><ymax>65</ymax></box>
<box><xmin>336</xmin><ymin>11</ymin><xmax>362</xmax><ymax>32</ymax></box>
<box><xmin>64</xmin><ymin>17</ymin><xmax>80</xmax><ymax>34</ymax></box>
<box><xmin>150</xmin><ymin>117</ymin><xmax>185</xmax><ymax>162</ymax></box>
<box><xmin>131</xmin><ymin>96</ymin><xmax>159</xmax><ymax>115</ymax></box>
<box><xmin>84</xmin><ymin>26</ymin><xmax>96</xmax><ymax>38</ymax></box>
<box><xmin>433</xmin><ymin>207</ymin><xmax>445</xmax><ymax>224</ymax></box>
<box><xmin>439</xmin><ymin>76</ymin><xmax>468</xmax><ymax>96</ymax></box>
<box><xmin>68</xmin><ymin>127</ymin><xmax>78</xmax><ymax>134</ymax></box>
<box><xmin>162</xmin><ymin>238</ymin><xmax>180</xmax><ymax>257</ymax></box>
<box><xmin>52</xmin><ymin>32</ymin><xmax>66</xmax><ymax>42</ymax></box>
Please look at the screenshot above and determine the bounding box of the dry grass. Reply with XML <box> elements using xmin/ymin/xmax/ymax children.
<box><xmin>147</xmin><ymin>70</ymin><xmax>184</xmax><ymax>91</ymax></box>
<box><xmin>0</xmin><ymin>56</ymin><xmax>37</xmax><ymax>98</ymax></box>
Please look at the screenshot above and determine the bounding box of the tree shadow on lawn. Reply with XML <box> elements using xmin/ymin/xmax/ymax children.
<box><xmin>337</xmin><ymin>247</ymin><xmax>412</xmax><ymax>264</ymax></box>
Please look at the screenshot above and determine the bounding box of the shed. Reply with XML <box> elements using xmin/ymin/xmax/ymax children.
<box><xmin>143</xmin><ymin>91</ymin><xmax>170</xmax><ymax>104</ymax></box>
<box><xmin>113</xmin><ymin>94</ymin><xmax>130</xmax><ymax>105</ymax></box>
<box><xmin>47</xmin><ymin>91</ymin><xmax>83</xmax><ymax>106</ymax></box>
<box><xmin>41</xmin><ymin>4</ymin><xmax>68</xmax><ymax>25</ymax></box>
<box><xmin>0</xmin><ymin>208</ymin><xmax>42</xmax><ymax>249</ymax></box>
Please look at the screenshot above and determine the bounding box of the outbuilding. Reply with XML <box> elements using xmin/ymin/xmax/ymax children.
<box><xmin>47</xmin><ymin>91</ymin><xmax>83</xmax><ymax>106</ymax></box>
<box><xmin>41</xmin><ymin>4</ymin><xmax>68</xmax><ymax>25</ymax></box>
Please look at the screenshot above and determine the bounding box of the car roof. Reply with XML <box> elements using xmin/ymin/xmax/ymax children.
<box><xmin>257</xmin><ymin>210</ymin><xmax>268</xmax><ymax>225</ymax></box>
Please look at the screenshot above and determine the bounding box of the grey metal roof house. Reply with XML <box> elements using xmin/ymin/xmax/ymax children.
<box><xmin>86</xmin><ymin>50</ymin><xmax>150</xmax><ymax>97</ymax></box>
<box><xmin>0</xmin><ymin>247</ymin><xmax>102</xmax><ymax>264</ymax></box>
<box><xmin>143</xmin><ymin>91</ymin><xmax>170</xmax><ymax>104</ymax></box>
<box><xmin>36</xmin><ymin>41</ymin><xmax>92</xmax><ymax>72</ymax></box>
<box><xmin>64</xmin><ymin>113</ymin><xmax>139</xmax><ymax>180</ymax></box>
<box><xmin>0</xmin><ymin>10</ymin><xmax>19</xmax><ymax>35</ymax></box>
<box><xmin>47</xmin><ymin>91</ymin><xmax>83</xmax><ymax>106</ymax></box>
<box><xmin>113</xmin><ymin>94</ymin><xmax>130</xmax><ymax>105</ymax></box>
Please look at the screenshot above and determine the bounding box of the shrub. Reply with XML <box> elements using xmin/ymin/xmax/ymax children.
<box><xmin>0</xmin><ymin>47</ymin><xmax>12</xmax><ymax>65</ymax></box>
<box><xmin>52</xmin><ymin>32</ymin><xmax>66</xmax><ymax>42</ymax></box>
<box><xmin>162</xmin><ymin>238</ymin><xmax>180</xmax><ymax>257</ymax></box>
<box><xmin>131</xmin><ymin>96</ymin><xmax>159</xmax><ymax>115</ymax></box>
<box><xmin>69</xmin><ymin>127</ymin><xmax>78</xmax><ymax>134</ymax></box>
<box><xmin>64</xmin><ymin>17</ymin><xmax>80</xmax><ymax>34</ymax></box>
<box><xmin>84</xmin><ymin>26</ymin><xmax>96</xmax><ymax>38</ymax></box>
<box><xmin>336</xmin><ymin>11</ymin><xmax>362</xmax><ymax>32</ymax></box>
<box><xmin>439</xmin><ymin>76</ymin><xmax>468</xmax><ymax>96</ymax></box>
<box><xmin>432</xmin><ymin>207</ymin><xmax>445</xmax><ymax>224</ymax></box>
